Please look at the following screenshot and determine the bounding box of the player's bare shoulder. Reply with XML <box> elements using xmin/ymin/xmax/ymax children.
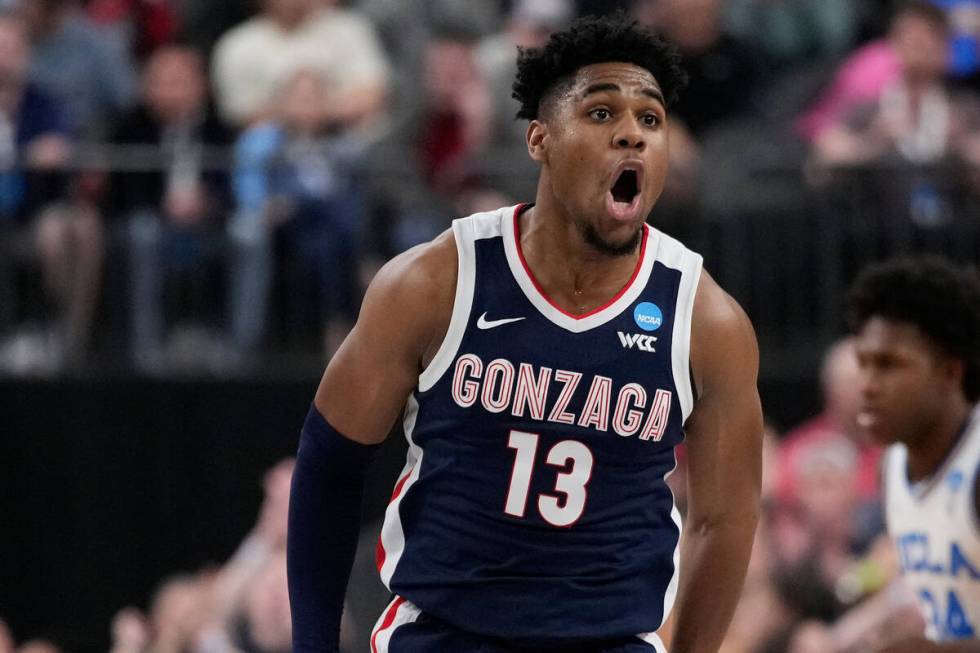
<box><xmin>689</xmin><ymin>270</ymin><xmax>759</xmax><ymax>397</ymax></box>
<box><xmin>355</xmin><ymin>227</ymin><xmax>459</xmax><ymax>368</ymax></box>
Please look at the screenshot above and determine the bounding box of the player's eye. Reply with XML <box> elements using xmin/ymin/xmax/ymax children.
<box><xmin>642</xmin><ymin>113</ymin><xmax>660</xmax><ymax>127</ymax></box>
<box><xmin>589</xmin><ymin>108</ymin><xmax>611</xmax><ymax>121</ymax></box>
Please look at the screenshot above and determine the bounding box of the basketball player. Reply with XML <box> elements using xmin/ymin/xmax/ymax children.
<box><xmin>287</xmin><ymin>14</ymin><xmax>763</xmax><ymax>653</ymax></box>
<box><xmin>848</xmin><ymin>258</ymin><xmax>980</xmax><ymax>652</ymax></box>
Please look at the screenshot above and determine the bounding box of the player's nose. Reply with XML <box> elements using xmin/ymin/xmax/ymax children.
<box><xmin>613</xmin><ymin>118</ymin><xmax>646</xmax><ymax>150</ymax></box>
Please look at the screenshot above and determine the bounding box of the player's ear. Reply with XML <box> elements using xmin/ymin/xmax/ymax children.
<box><xmin>526</xmin><ymin>120</ymin><xmax>548</xmax><ymax>163</ymax></box>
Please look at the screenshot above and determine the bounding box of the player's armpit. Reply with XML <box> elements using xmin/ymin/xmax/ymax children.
<box><xmin>314</xmin><ymin>230</ymin><xmax>458</xmax><ymax>445</ymax></box>
<box><xmin>669</xmin><ymin>272</ymin><xmax>763</xmax><ymax>653</ymax></box>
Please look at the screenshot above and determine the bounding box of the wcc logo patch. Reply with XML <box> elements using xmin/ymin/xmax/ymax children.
<box><xmin>618</xmin><ymin>331</ymin><xmax>657</xmax><ymax>353</ymax></box>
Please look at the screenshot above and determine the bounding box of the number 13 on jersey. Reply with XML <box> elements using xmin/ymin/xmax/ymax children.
<box><xmin>504</xmin><ymin>430</ymin><xmax>594</xmax><ymax>527</ymax></box>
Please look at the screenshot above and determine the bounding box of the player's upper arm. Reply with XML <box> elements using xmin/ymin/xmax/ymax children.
<box><xmin>684</xmin><ymin>271</ymin><xmax>764</xmax><ymax>522</ymax></box>
<box><xmin>313</xmin><ymin>230</ymin><xmax>458</xmax><ymax>445</ymax></box>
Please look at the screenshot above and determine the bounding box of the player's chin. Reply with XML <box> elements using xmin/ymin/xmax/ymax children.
<box><xmin>583</xmin><ymin>220</ymin><xmax>644</xmax><ymax>256</ymax></box>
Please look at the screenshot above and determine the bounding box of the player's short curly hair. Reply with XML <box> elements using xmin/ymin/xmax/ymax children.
<box><xmin>512</xmin><ymin>13</ymin><xmax>687</xmax><ymax>121</ymax></box>
<box><xmin>847</xmin><ymin>257</ymin><xmax>980</xmax><ymax>401</ymax></box>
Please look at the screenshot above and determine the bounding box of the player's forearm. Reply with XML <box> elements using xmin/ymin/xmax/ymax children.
<box><xmin>287</xmin><ymin>406</ymin><xmax>380</xmax><ymax>652</ymax></box>
<box><xmin>668</xmin><ymin>512</ymin><xmax>758</xmax><ymax>653</ymax></box>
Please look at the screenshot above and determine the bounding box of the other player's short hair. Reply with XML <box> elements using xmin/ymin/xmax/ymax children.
<box><xmin>847</xmin><ymin>257</ymin><xmax>980</xmax><ymax>401</ymax></box>
<box><xmin>512</xmin><ymin>13</ymin><xmax>687</xmax><ymax>121</ymax></box>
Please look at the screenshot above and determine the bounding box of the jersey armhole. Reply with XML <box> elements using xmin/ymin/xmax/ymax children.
<box><xmin>417</xmin><ymin>218</ymin><xmax>475</xmax><ymax>393</ymax></box>
<box><xmin>672</xmin><ymin>253</ymin><xmax>703</xmax><ymax>423</ymax></box>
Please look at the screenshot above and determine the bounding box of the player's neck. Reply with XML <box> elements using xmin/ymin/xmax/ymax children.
<box><xmin>906</xmin><ymin>397</ymin><xmax>973</xmax><ymax>482</ymax></box>
<box><xmin>518</xmin><ymin>201</ymin><xmax>642</xmax><ymax>315</ymax></box>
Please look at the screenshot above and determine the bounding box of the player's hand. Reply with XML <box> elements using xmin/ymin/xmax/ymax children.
<box><xmin>874</xmin><ymin>636</ymin><xmax>941</xmax><ymax>653</ymax></box>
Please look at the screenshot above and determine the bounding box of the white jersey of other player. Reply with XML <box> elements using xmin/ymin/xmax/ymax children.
<box><xmin>884</xmin><ymin>405</ymin><xmax>980</xmax><ymax>641</ymax></box>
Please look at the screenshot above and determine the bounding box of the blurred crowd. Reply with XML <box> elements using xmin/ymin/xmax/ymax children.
<box><xmin>0</xmin><ymin>339</ymin><xmax>941</xmax><ymax>652</ymax></box>
<box><xmin>1</xmin><ymin>0</ymin><xmax>980</xmax><ymax>376</ymax></box>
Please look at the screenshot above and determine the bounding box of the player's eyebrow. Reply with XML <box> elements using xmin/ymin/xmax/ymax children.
<box><xmin>582</xmin><ymin>82</ymin><xmax>665</xmax><ymax>106</ymax></box>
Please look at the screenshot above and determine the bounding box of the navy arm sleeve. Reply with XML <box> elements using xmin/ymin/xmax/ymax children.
<box><xmin>287</xmin><ymin>405</ymin><xmax>381</xmax><ymax>652</ymax></box>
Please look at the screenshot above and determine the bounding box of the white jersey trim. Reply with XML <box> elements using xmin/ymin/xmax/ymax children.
<box><xmin>502</xmin><ymin>206</ymin><xmax>658</xmax><ymax>334</ymax></box>
<box><xmin>656</xmin><ymin>230</ymin><xmax>703</xmax><ymax>421</ymax></box>
<box><xmin>636</xmin><ymin>631</ymin><xmax>669</xmax><ymax>653</ymax></box>
<box><xmin>417</xmin><ymin>209</ymin><xmax>502</xmax><ymax>393</ymax></box>
<box><xmin>370</xmin><ymin>596</ymin><xmax>422</xmax><ymax>653</ymax></box>
<box><xmin>659</xmin><ymin>448</ymin><xmax>684</xmax><ymax>630</ymax></box>
<box><xmin>378</xmin><ymin>395</ymin><xmax>424</xmax><ymax>587</ymax></box>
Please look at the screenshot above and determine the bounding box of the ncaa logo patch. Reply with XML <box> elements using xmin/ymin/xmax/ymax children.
<box><xmin>633</xmin><ymin>302</ymin><xmax>663</xmax><ymax>332</ymax></box>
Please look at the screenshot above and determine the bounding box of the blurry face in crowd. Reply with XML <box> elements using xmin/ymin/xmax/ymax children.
<box><xmin>424</xmin><ymin>39</ymin><xmax>480</xmax><ymax>105</ymax></box>
<box><xmin>263</xmin><ymin>0</ymin><xmax>318</xmax><ymax>28</ymax></box>
<box><xmin>144</xmin><ymin>48</ymin><xmax>206</xmax><ymax>124</ymax></box>
<box><xmin>0</xmin><ymin>17</ymin><xmax>29</xmax><ymax>112</ymax></box>
<box><xmin>280</xmin><ymin>71</ymin><xmax>328</xmax><ymax>133</ymax></box>
<box><xmin>891</xmin><ymin>13</ymin><xmax>949</xmax><ymax>84</ymax></box>
<box><xmin>659</xmin><ymin>0</ymin><xmax>721</xmax><ymax>52</ymax></box>
<box><xmin>529</xmin><ymin>62</ymin><xmax>669</xmax><ymax>256</ymax></box>
<box><xmin>150</xmin><ymin>576</ymin><xmax>208</xmax><ymax>646</ymax></box>
<box><xmin>822</xmin><ymin>339</ymin><xmax>863</xmax><ymax>438</ymax></box>
<box><xmin>855</xmin><ymin>317</ymin><xmax>959</xmax><ymax>447</ymax></box>
<box><xmin>796</xmin><ymin>439</ymin><xmax>857</xmax><ymax>530</ymax></box>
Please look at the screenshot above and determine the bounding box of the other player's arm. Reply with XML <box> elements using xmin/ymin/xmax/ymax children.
<box><xmin>668</xmin><ymin>272</ymin><xmax>764</xmax><ymax>653</ymax></box>
<box><xmin>287</xmin><ymin>232</ymin><xmax>457</xmax><ymax>652</ymax></box>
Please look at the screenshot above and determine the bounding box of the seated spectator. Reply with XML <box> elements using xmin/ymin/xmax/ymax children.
<box><xmin>477</xmin><ymin>0</ymin><xmax>574</xmax><ymax>146</ymax></box>
<box><xmin>85</xmin><ymin>0</ymin><xmax>179</xmax><ymax>61</ymax></box>
<box><xmin>230</xmin><ymin>69</ymin><xmax>367</xmax><ymax>357</ymax></box>
<box><xmin>18</xmin><ymin>0</ymin><xmax>137</xmax><ymax>137</ymax></box>
<box><xmin>370</xmin><ymin>28</ymin><xmax>504</xmax><ymax>255</ymax></box>
<box><xmin>108</xmin><ymin>458</ymin><xmax>302</xmax><ymax>653</ymax></box>
<box><xmin>813</xmin><ymin>2</ymin><xmax>980</xmax><ymax>168</ymax></box>
<box><xmin>638</xmin><ymin>0</ymin><xmax>763</xmax><ymax>137</ymax></box>
<box><xmin>105</xmin><ymin>44</ymin><xmax>232</xmax><ymax>371</ymax></box>
<box><xmin>211</xmin><ymin>0</ymin><xmax>389</xmax><ymax>130</ymax></box>
<box><xmin>0</xmin><ymin>12</ymin><xmax>101</xmax><ymax>372</ymax></box>
<box><xmin>776</xmin><ymin>337</ymin><xmax>884</xmax><ymax>552</ymax></box>
<box><xmin>797</xmin><ymin>39</ymin><xmax>902</xmax><ymax>142</ymax></box>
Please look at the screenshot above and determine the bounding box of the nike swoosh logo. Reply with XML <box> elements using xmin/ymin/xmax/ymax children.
<box><xmin>477</xmin><ymin>312</ymin><xmax>526</xmax><ymax>329</ymax></box>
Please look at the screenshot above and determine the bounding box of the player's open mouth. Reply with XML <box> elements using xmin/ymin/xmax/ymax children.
<box><xmin>606</xmin><ymin>165</ymin><xmax>643</xmax><ymax>221</ymax></box>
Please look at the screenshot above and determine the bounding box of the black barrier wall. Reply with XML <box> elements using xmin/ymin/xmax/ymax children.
<box><xmin>0</xmin><ymin>378</ymin><xmax>409</xmax><ymax>652</ymax></box>
<box><xmin>0</xmin><ymin>376</ymin><xmax>812</xmax><ymax>651</ymax></box>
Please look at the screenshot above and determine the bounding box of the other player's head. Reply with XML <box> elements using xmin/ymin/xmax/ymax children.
<box><xmin>846</xmin><ymin>257</ymin><xmax>980</xmax><ymax>446</ymax></box>
<box><xmin>513</xmin><ymin>13</ymin><xmax>686</xmax><ymax>256</ymax></box>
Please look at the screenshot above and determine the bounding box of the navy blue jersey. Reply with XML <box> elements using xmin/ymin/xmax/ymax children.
<box><xmin>376</xmin><ymin>205</ymin><xmax>703</xmax><ymax>647</ymax></box>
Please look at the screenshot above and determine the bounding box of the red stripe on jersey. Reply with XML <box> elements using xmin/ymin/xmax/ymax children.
<box><xmin>375</xmin><ymin>468</ymin><xmax>415</xmax><ymax>571</ymax></box>
<box><xmin>512</xmin><ymin>204</ymin><xmax>649</xmax><ymax>319</ymax></box>
<box><xmin>371</xmin><ymin>596</ymin><xmax>407</xmax><ymax>653</ymax></box>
